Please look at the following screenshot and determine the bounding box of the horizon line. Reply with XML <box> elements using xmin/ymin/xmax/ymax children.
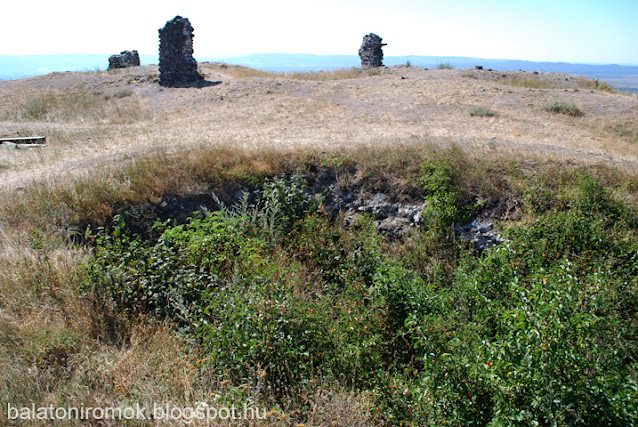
<box><xmin>1</xmin><ymin>52</ymin><xmax>637</xmax><ymax>68</ymax></box>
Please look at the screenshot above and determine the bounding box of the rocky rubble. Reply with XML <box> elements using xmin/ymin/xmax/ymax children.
<box><xmin>108</xmin><ymin>50</ymin><xmax>140</xmax><ymax>69</ymax></box>
<box><xmin>122</xmin><ymin>172</ymin><xmax>505</xmax><ymax>251</ymax></box>
<box><xmin>455</xmin><ymin>219</ymin><xmax>504</xmax><ymax>251</ymax></box>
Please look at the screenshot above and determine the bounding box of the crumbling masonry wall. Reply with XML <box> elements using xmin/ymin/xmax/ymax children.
<box><xmin>358</xmin><ymin>33</ymin><xmax>386</xmax><ymax>69</ymax></box>
<box><xmin>158</xmin><ymin>16</ymin><xmax>203</xmax><ymax>87</ymax></box>
<box><xmin>108</xmin><ymin>50</ymin><xmax>140</xmax><ymax>69</ymax></box>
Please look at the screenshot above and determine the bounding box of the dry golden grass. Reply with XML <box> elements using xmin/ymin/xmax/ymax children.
<box><xmin>202</xmin><ymin>62</ymin><xmax>380</xmax><ymax>81</ymax></box>
<box><xmin>501</xmin><ymin>73</ymin><xmax>573</xmax><ymax>89</ymax></box>
<box><xmin>576</xmin><ymin>76</ymin><xmax>615</xmax><ymax>92</ymax></box>
<box><xmin>286</xmin><ymin>67</ymin><xmax>381</xmax><ymax>81</ymax></box>
<box><xmin>603</xmin><ymin>119</ymin><xmax>638</xmax><ymax>145</ymax></box>
<box><xmin>1</xmin><ymin>89</ymin><xmax>152</xmax><ymax>124</ymax></box>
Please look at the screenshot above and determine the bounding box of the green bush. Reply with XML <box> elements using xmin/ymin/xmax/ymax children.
<box><xmin>404</xmin><ymin>173</ymin><xmax>638</xmax><ymax>424</ymax></box>
<box><xmin>83</xmin><ymin>171</ymin><xmax>638</xmax><ymax>424</ymax></box>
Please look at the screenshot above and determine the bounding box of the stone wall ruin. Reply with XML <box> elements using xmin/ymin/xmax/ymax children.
<box><xmin>108</xmin><ymin>50</ymin><xmax>140</xmax><ymax>69</ymax></box>
<box><xmin>358</xmin><ymin>33</ymin><xmax>386</xmax><ymax>69</ymax></box>
<box><xmin>158</xmin><ymin>16</ymin><xmax>203</xmax><ymax>87</ymax></box>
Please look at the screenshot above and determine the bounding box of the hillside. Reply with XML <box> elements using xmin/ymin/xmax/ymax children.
<box><xmin>1</xmin><ymin>64</ymin><xmax>637</xmax><ymax>425</ymax></box>
<box><xmin>1</xmin><ymin>63</ymin><xmax>637</xmax><ymax>192</ymax></box>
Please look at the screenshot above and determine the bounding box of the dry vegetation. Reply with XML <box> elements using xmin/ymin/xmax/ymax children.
<box><xmin>1</xmin><ymin>63</ymin><xmax>637</xmax><ymax>425</ymax></box>
<box><xmin>211</xmin><ymin>63</ymin><xmax>379</xmax><ymax>81</ymax></box>
<box><xmin>1</xmin><ymin>63</ymin><xmax>637</xmax><ymax>193</ymax></box>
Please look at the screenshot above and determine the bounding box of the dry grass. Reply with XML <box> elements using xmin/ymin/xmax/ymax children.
<box><xmin>2</xmin><ymin>88</ymin><xmax>152</xmax><ymax>124</ymax></box>
<box><xmin>586</xmin><ymin>117</ymin><xmax>638</xmax><ymax>148</ymax></box>
<box><xmin>576</xmin><ymin>76</ymin><xmax>615</xmax><ymax>92</ymax></box>
<box><xmin>5</xmin><ymin>134</ymin><xmax>621</xmax><ymax>235</ymax></box>
<box><xmin>208</xmin><ymin>62</ymin><xmax>379</xmax><ymax>81</ymax></box>
<box><xmin>502</xmin><ymin>73</ymin><xmax>571</xmax><ymax>89</ymax></box>
<box><xmin>2</xmin><ymin>64</ymin><xmax>637</xmax><ymax>196</ymax></box>
<box><xmin>604</xmin><ymin>119</ymin><xmax>638</xmax><ymax>144</ymax></box>
<box><xmin>210</xmin><ymin>63</ymin><xmax>282</xmax><ymax>79</ymax></box>
<box><xmin>286</xmin><ymin>67</ymin><xmax>381</xmax><ymax>81</ymax></box>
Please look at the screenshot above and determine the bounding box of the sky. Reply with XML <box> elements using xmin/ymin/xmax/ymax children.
<box><xmin>2</xmin><ymin>0</ymin><xmax>637</xmax><ymax>65</ymax></box>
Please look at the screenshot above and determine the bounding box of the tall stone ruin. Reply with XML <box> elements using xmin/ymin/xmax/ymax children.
<box><xmin>358</xmin><ymin>33</ymin><xmax>386</xmax><ymax>69</ymax></box>
<box><xmin>158</xmin><ymin>16</ymin><xmax>203</xmax><ymax>87</ymax></box>
<box><xmin>108</xmin><ymin>50</ymin><xmax>140</xmax><ymax>69</ymax></box>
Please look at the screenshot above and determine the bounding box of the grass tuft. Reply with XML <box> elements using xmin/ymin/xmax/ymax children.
<box><xmin>469</xmin><ymin>105</ymin><xmax>499</xmax><ymax>117</ymax></box>
<box><xmin>437</xmin><ymin>61</ymin><xmax>455</xmax><ymax>70</ymax></box>
<box><xmin>543</xmin><ymin>99</ymin><xmax>584</xmax><ymax>116</ymax></box>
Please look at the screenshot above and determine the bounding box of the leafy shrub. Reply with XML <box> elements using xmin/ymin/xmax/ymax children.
<box><xmin>215</xmin><ymin>176</ymin><xmax>319</xmax><ymax>242</ymax></box>
<box><xmin>403</xmin><ymin>173</ymin><xmax>638</xmax><ymax>425</ymax></box>
<box><xmin>437</xmin><ymin>61</ymin><xmax>455</xmax><ymax>70</ymax></box>
<box><xmin>82</xmin><ymin>171</ymin><xmax>638</xmax><ymax>424</ymax></box>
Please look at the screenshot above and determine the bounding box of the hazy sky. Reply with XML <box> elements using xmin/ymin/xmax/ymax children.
<box><xmin>3</xmin><ymin>0</ymin><xmax>637</xmax><ymax>64</ymax></box>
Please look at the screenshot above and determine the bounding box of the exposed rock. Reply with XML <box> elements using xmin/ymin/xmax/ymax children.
<box><xmin>116</xmin><ymin>170</ymin><xmax>509</xmax><ymax>248</ymax></box>
<box><xmin>158</xmin><ymin>16</ymin><xmax>203</xmax><ymax>87</ymax></box>
<box><xmin>108</xmin><ymin>50</ymin><xmax>140</xmax><ymax>69</ymax></box>
<box><xmin>358</xmin><ymin>33</ymin><xmax>386</xmax><ymax>69</ymax></box>
<box><xmin>455</xmin><ymin>219</ymin><xmax>504</xmax><ymax>251</ymax></box>
<box><xmin>375</xmin><ymin>217</ymin><xmax>411</xmax><ymax>237</ymax></box>
<box><xmin>357</xmin><ymin>193</ymin><xmax>397</xmax><ymax>218</ymax></box>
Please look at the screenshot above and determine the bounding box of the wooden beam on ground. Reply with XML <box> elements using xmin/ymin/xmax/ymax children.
<box><xmin>0</xmin><ymin>136</ymin><xmax>47</xmax><ymax>148</ymax></box>
<box><xmin>0</xmin><ymin>136</ymin><xmax>46</xmax><ymax>144</ymax></box>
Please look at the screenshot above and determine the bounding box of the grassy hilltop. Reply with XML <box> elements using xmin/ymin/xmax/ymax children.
<box><xmin>0</xmin><ymin>63</ymin><xmax>637</xmax><ymax>425</ymax></box>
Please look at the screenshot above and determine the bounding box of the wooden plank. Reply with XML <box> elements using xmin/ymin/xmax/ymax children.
<box><xmin>0</xmin><ymin>136</ymin><xmax>46</xmax><ymax>145</ymax></box>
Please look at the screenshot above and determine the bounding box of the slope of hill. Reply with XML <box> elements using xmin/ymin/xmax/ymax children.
<box><xmin>1</xmin><ymin>63</ymin><xmax>636</xmax><ymax>192</ymax></box>
<box><xmin>0</xmin><ymin>64</ymin><xmax>637</xmax><ymax>425</ymax></box>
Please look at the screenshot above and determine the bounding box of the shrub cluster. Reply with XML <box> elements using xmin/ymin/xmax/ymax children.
<box><xmin>83</xmin><ymin>167</ymin><xmax>638</xmax><ymax>424</ymax></box>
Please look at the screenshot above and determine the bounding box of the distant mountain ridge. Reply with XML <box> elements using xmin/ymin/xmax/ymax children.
<box><xmin>2</xmin><ymin>53</ymin><xmax>637</xmax><ymax>93</ymax></box>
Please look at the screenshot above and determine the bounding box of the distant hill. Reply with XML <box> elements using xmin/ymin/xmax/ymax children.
<box><xmin>2</xmin><ymin>53</ymin><xmax>637</xmax><ymax>93</ymax></box>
